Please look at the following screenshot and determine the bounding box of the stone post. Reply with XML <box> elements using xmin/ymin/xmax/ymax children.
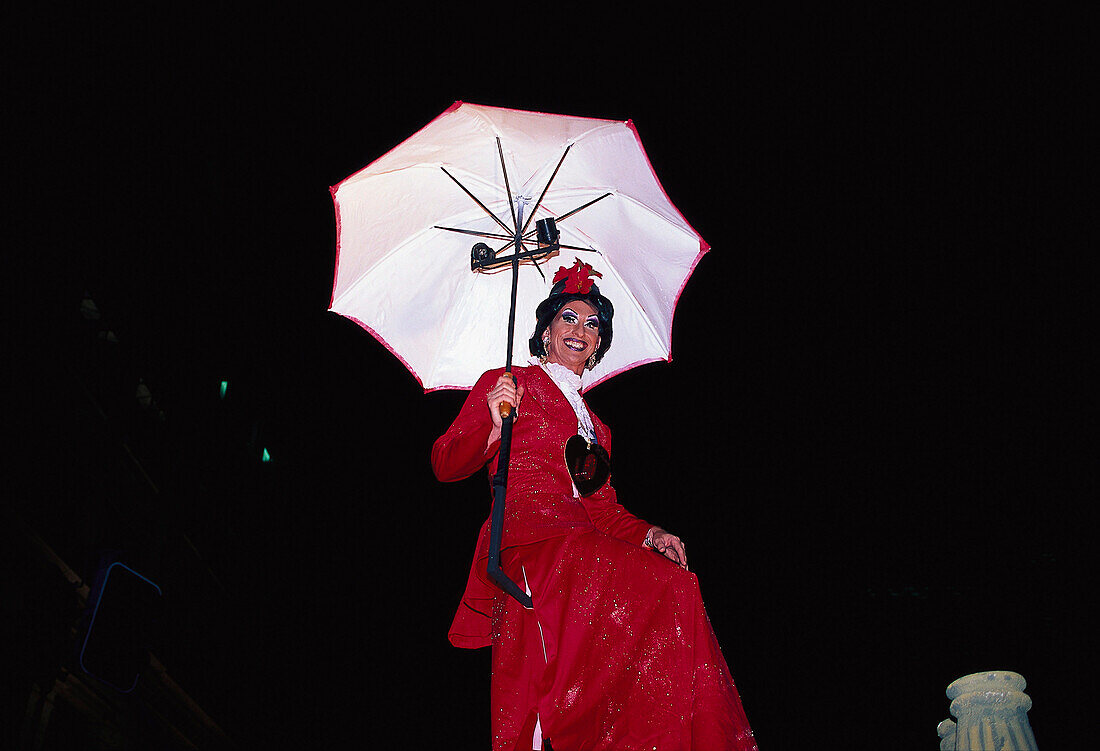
<box><xmin>937</xmin><ymin>718</ymin><xmax>957</xmax><ymax>750</ymax></box>
<box><xmin>945</xmin><ymin>671</ymin><xmax>1038</xmax><ymax>750</ymax></box>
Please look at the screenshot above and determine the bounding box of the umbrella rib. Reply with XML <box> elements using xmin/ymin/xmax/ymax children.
<box><xmin>440</xmin><ymin>166</ymin><xmax>514</xmax><ymax>237</ymax></box>
<box><xmin>520</xmin><ymin>144</ymin><xmax>573</xmax><ymax>237</ymax></box>
<box><xmin>517</xmin><ymin>191</ymin><xmax>612</xmax><ymax>249</ymax></box>
<box><xmin>497</xmin><ymin>138</ymin><xmax>518</xmax><ymax>232</ymax></box>
<box><xmin>554</xmin><ymin>243</ymin><xmax>599</xmax><ymax>253</ymax></box>
<box><xmin>516</xmin><ymin>232</ymin><xmax>599</xmax><ymax>254</ymax></box>
<box><xmin>495</xmin><ymin>239</ymin><xmax>548</xmax><ymax>280</ymax></box>
<box><xmin>496</xmin><ymin>137</ymin><xmax>540</xmax><ymax>277</ymax></box>
<box><xmin>435</xmin><ymin>225</ymin><xmax>514</xmax><ymax>242</ymax></box>
<box><xmin>552</xmin><ymin>191</ymin><xmax>614</xmax><ymax>224</ymax></box>
<box><xmin>524</xmin><ymin>244</ymin><xmax>548</xmax><ymax>281</ymax></box>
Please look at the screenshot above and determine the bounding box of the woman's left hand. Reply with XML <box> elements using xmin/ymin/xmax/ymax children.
<box><xmin>647</xmin><ymin>527</ymin><xmax>688</xmax><ymax>570</ymax></box>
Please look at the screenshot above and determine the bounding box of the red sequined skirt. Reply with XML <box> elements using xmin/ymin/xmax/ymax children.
<box><xmin>491</xmin><ymin>529</ymin><xmax>756</xmax><ymax>751</ymax></box>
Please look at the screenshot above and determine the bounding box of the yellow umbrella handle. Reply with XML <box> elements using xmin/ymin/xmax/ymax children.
<box><xmin>498</xmin><ymin>370</ymin><xmax>515</xmax><ymax>418</ymax></box>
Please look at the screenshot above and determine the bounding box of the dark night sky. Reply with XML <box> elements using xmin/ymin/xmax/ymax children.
<box><xmin>10</xmin><ymin>7</ymin><xmax>1086</xmax><ymax>750</ymax></box>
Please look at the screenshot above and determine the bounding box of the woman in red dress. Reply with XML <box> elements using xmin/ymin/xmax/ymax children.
<box><xmin>432</xmin><ymin>263</ymin><xmax>757</xmax><ymax>751</ymax></box>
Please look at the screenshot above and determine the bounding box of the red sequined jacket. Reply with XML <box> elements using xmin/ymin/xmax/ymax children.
<box><xmin>432</xmin><ymin>365</ymin><xmax>653</xmax><ymax>648</ymax></box>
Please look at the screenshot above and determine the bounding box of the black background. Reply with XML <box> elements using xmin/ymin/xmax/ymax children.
<box><xmin>9</xmin><ymin>6</ymin><xmax>1086</xmax><ymax>750</ymax></box>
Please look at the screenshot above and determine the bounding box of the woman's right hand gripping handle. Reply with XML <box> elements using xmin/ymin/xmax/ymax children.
<box><xmin>486</xmin><ymin>372</ymin><xmax>525</xmax><ymax>446</ymax></box>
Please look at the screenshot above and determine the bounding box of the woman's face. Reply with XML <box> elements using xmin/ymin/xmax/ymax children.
<box><xmin>543</xmin><ymin>299</ymin><xmax>600</xmax><ymax>375</ymax></box>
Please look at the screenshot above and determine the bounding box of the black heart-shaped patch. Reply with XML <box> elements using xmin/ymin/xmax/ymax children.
<box><xmin>564</xmin><ymin>434</ymin><xmax>611</xmax><ymax>497</ymax></box>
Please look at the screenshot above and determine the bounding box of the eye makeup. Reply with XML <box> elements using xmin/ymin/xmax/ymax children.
<box><xmin>560</xmin><ymin>307</ymin><xmax>600</xmax><ymax>331</ymax></box>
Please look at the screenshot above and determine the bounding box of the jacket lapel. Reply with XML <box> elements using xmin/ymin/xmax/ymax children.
<box><xmin>525</xmin><ymin>365</ymin><xmax>582</xmax><ymax>434</ymax></box>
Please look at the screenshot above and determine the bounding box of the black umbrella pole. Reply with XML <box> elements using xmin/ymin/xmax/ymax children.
<box><xmin>486</xmin><ymin>229</ymin><xmax>533</xmax><ymax>608</ymax></box>
<box><xmin>487</xmin><ymin>415</ymin><xmax>532</xmax><ymax>608</ymax></box>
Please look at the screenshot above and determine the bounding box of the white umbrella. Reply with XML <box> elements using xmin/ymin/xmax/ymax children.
<box><xmin>329</xmin><ymin>101</ymin><xmax>708</xmax><ymax>394</ymax></box>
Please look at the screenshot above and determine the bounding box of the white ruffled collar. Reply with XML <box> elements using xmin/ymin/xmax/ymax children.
<box><xmin>541</xmin><ymin>360</ymin><xmax>583</xmax><ymax>393</ymax></box>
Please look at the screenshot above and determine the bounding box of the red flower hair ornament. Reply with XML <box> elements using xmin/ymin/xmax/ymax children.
<box><xmin>552</xmin><ymin>260</ymin><xmax>603</xmax><ymax>295</ymax></box>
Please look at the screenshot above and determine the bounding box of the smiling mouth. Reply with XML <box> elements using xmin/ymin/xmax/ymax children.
<box><xmin>563</xmin><ymin>338</ymin><xmax>588</xmax><ymax>352</ymax></box>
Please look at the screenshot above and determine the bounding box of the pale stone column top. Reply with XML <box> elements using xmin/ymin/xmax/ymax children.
<box><xmin>947</xmin><ymin>671</ymin><xmax>1032</xmax><ymax>713</ymax></box>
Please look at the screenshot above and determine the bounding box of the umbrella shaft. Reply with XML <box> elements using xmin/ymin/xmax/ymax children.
<box><xmin>504</xmin><ymin>204</ymin><xmax>524</xmax><ymax>367</ymax></box>
<box><xmin>485</xmin><ymin>203</ymin><xmax>533</xmax><ymax>609</ymax></box>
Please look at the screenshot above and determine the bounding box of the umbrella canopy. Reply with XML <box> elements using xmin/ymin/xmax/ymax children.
<box><xmin>329</xmin><ymin>101</ymin><xmax>708</xmax><ymax>392</ymax></box>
